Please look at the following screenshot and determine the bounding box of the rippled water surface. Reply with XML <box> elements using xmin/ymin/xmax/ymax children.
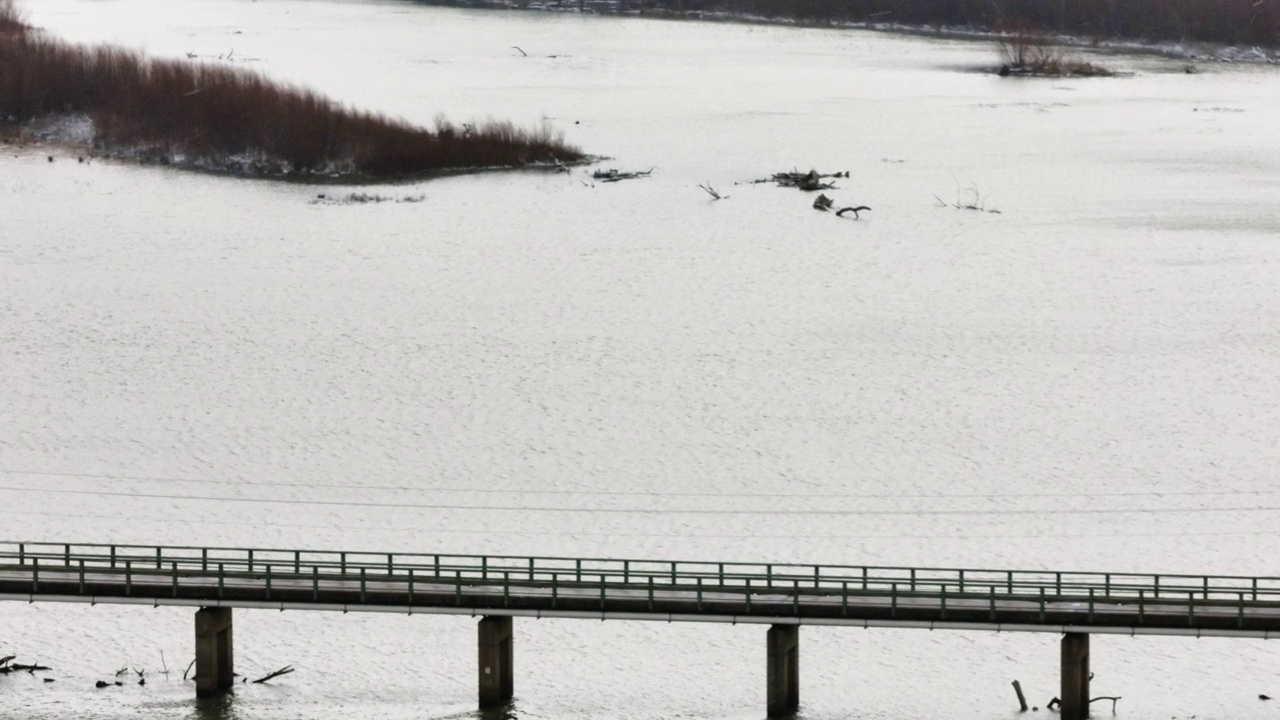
<box><xmin>3</xmin><ymin>0</ymin><xmax>1280</xmax><ymax>717</ymax></box>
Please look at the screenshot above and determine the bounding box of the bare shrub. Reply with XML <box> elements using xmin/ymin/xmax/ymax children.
<box><xmin>996</xmin><ymin>17</ymin><xmax>1112</xmax><ymax>76</ymax></box>
<box><xmin>0</xmin><ymin>10</ymin><xmax>584</xmax><ymax>178</ymax></box>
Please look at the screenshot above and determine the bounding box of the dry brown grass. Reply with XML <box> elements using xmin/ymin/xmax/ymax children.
<box><xmin>0</xmin><ymin>12</ymin><xmax>583</xmax><ymax>178</ymax></box>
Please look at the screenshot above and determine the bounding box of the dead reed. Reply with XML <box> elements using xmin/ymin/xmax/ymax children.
<box><xmin>0</xmin><ymin>13</ymin><xmax>583</xmax><ymax>178</ymax></box>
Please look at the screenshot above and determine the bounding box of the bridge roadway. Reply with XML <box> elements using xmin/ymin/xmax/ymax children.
<box><xmin>3</xmin><ymin>542</ymin><xmax>1280</xmax><ymax>718</ymax></box>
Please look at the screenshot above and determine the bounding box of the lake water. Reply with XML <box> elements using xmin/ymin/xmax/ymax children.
<box><xmin>3</xmin><ymin>0</ymin><xmax>1280</xmax><ymax>717</ymax></box>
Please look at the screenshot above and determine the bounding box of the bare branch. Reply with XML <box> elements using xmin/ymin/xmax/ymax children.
<box><xmin>252</xmin><ymin>665</ymin><xmax>296</xmax><ymax>684</ymax></box>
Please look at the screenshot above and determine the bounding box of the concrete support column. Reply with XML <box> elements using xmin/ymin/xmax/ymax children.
<box><xmin>767</xmin><ymin>624</ymin><xmax>799</xmax><ymax>717</ymax></box>
<box><xmin>1060</xmin><ymin>632</ymin><xmax>1090</xmax><ymax>720</ymax></box>
<box><xmin>478</xmin><ymin>616</ymin><xmax>513</xmax><ymax>709</ymax></box>
<box><xmin>194</xmin><ymin>607</ymin><xmax>234</xmax><ymax>698</ymax></box>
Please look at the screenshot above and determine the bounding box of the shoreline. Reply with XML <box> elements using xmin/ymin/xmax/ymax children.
<box><xmin>426</xmin><ymin>0</ymin><xmax>1280</xmax><ymax>64</ymax></box>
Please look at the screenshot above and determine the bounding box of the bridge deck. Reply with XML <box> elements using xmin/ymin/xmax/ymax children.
<box><xmin>3</xmin><ymin>542</ymin><xmax>1280</xmax><ymax>637</ymax></box>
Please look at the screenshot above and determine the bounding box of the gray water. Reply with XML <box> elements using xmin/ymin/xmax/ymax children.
<box><xmin>2</xmin><ymin>0</ymin><xmax>1280</xmax><ymax>717</ymax></box>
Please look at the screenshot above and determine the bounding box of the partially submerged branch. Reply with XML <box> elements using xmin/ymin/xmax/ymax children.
<box><xmin>252</xmin><ymin>665</ymin><xmax>296</xmax><ymax>684</ymax></box>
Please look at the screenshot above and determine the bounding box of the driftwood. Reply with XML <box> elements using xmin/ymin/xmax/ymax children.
<box><xmin>812</xmin><ymin>193</ymin><xmax>834</xmax><ymax>211</ymax></box>
<box><xmin>252</xmin><ymin>665</ymin><xmax>295</xmax><ymax>684</ymax></box>
<box><xmin>772</xmin><ymin>169</ymin><xmax>848</xmax><ymax>191</ymax></box>
<box><xmin>592</xmin><ymin>167</ymin><xmax>653</xmax><ymax>183</ymax></box>
<box><xmin>0</xmin><ymin>657</ymin><xmax>51</xmax><ymax>674</ymax></box>
<box><xmin>1012</xmin><ymin>680</ymin><xmax>1029</xmax><ymax>711</ymax></box>
<box><xmin>836</xmin><ymin>205</ymin><xmax>870</xmax><ymax>219</ymax></box>
<box><xmin>183</xmin><ymin>657</ymin><xmax>196</xmax><ymax>681</ymax></box>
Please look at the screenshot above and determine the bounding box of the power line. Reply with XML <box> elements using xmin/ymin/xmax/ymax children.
<box><xmin>0</xmin><ymin>468</ymin><xmax>1267</xmax><ymax>501</ymax></box>
<box><xmin>0</xmin><ymin>484</ymin><xmax>1275</xmax><ymax>516</ymax></box>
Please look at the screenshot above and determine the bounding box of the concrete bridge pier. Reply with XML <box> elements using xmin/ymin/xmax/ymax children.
<box><xmin>478</xmin><ymin>616</ymin><xmax>514</xmax><ymax>708</ymax></box>
<box><xmin>194</xmin><ymin>607</ymin><xmax>234</xmax><ymax>698</ymax></box>
<box><xmin>1060</xmin><ymin>632</ymin><xmax>1090</xmax><ymax>720</ymax></box>
<box><xmin>767</xmin><ymin>624</ymin><xmax>799</xmax><ymax>717</ymax></box>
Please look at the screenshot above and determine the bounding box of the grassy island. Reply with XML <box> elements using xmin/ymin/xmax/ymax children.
<box><xmin>0</xmin><ymin>1</ymin><xmax>584</xmax><ymax>181</ymax></box>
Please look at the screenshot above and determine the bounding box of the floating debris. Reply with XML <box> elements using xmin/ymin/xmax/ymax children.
<box><xmin>592</xmin><ymin>167</ymin><xmax>653</xmax><ymax>182</ymax></box>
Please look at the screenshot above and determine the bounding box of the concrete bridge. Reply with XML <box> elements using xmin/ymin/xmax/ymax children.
<box><xmin>3</xmin><ymin>542</ymin><xmax>1280</xmax><ymax>718</ymax></box>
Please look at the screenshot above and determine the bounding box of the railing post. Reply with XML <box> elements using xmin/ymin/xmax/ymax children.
<box><xmin>576</xmin><ymin>559</ymin><xmax>582</xmax><ymax>583</ymax></box>
<box><xmin>553</xmin><ymin>574</ymin><xmax>559</xmax><ymax>609</ymax></box>
<box><xmin>266</xmin><ymin>564</ymin><xmax>272</xmax><ymax>600</ymax></box>
<box><xmin>841</xmin><ymin>580</ymin><xmax>848</xmax><ymax>617</ymax></box>
<box><xmin>528</xmin><ymin>557</ymin><xmax>535</xmax><ymax>582</ymax></box>
<box><xmin>248</xmin><ymin>549</ymin><xmax>254</xmax><ymax>573</ymax></box>
<box><xmin>1138</xmin><ymin>589</ymin><xmax>1144</xmax><ymax>623</ymax></box>
<box><xmin>989</xmin><ymin>585</ymin><xmax>996</xmax><ymax>621</ymax></box>
<box><xmin>1007</xmin><ymin>570</ymin><xmax>1012</xmax><ymax>594</ymax></box>
<box><xmin>1088</xmin><ymin>588</ymin><xmax>1094</xmax><ymax>623</ymax></box>
<box><xmin>767</xmin><ymin>564</ymin><xmax>772</xmax><ymax>589</ymax></box>
<box><xmin>940</xmin><ymin>584</ymin><xmax>947</xmax><ymax>620</ymax></box>
<box><xmin>294</xmin><ymin>551</ymin><xmax>300</xmax><ymax>574</ymax></box>
<box><xmin>456</xmin><ymin>570</ymin><xmax>462</xmax><ymax>606</ymax></box>
<box><xmin>387</xmin><ymin>553</ymin><xmax>393</xmax><ymax>576</ymax></box>
<box><xmin>745</xmin><ymin>577</ymin><xmax>752</xmax><ymax>613</ymax></box>
<box><xmin>173</xmin><ymin>562</ymin><xmax>179</xmax><ymax>598</ymax></box>
<box><xmin>408</xmin><ymin>568</ymin><xmax>416</xmax><ymax>606</ymax></box>
<box><xmin>793</xmin><ymin>579</ymin><xmax>799</xmax><ymax>616</ymax></box>
<box><xmin>125</xmin><ymin>559</ymin><xmax>131</xmax><ymax>596</ymax></box>
<box><xmin>1153</xmin><ymin>574</ymin><xmax>1160</xmax><ymax>598</ymax></box>
<box><xmin>155</xmin><ymin>547</ymin><xmax>161</xmax><ymax>569</ymax></box>
<box><xmin>201</xmin><ymin>548</ymin><xmax>207</xmax><ymax>572</ymax></box>
<box><xmin>958</xmin><ymin>569</ymin><xmax>965</xmax><ymax>593</ymax></box>
<box><xmin>32</xmin><ymin>557</ymin><xmax>39</xmax><ymax>593</ymax></box>
<box><xmin>78</xmin><ymin>559</ymin><xmax>85</xmax><ymax>594</ymax></box>
<box><xmin>360</xmin><ymin>568</ymin><xmax>367</xmax><ymax>603</ymax></box>
<box><xmin>482</xmin><ymin>557</ymin><xmax>488</xmax><ymax>580</ymax></box>
<box><xmin>1039</xmin><ymin>587</ymin><xmax>1045</xmax><ymax>622</ymax></box>
<box><xmin>1105</xmin><ymin>573</ymin><xmax>1110</xmax><ymax>596</ymax></box>
<box><xmin>891</xmin><ymin>583</ymin><xmax>898</xmax><ymax>618</ymax></box>
<box><xmin>504</xmin><ymin>572</ymin><xmax>510</xmax><ymax>608</ymax></box>
<box><xmin>862</xmin><ymin>566</ymin><xmax>868</xmax><ymax>590</ymax></box>
<box><xmin>434</xmin><ymin>555</ymin><xmax>440</xmax><ymax>578</ymax></box>
<box><xmin>218</xmin><ymin>563</ymin><xmax>224</xmax><ymax>599</ymax></box>
<box><xmin>697</xmin><ymin>577</ymin><xmax>703</xmax><ymax>612</ymax></box>
<box><xmin>313</xmin><ymin>566</ymin><xmax>319</xmax><ymax>601</ymax></box>
<box><xmin>1238</xmin><ymin>591</ymin><xmax>1245</xmax><ymax>628</ymax></box>
<box><xmin>602</xmin><ymin>574</ymin><xmax>607</xmax><ymax>610</ymax></box>
<box><xmin>110</xmin><ymin>545</ymin><xmax>116</xmax><ymax>568</ymax></box>
<box><xmin>341</xmin><ymin>552</ymin><xmax>346</xmax><ymax>575</ymax></box>
<box><xmin>719</xmin><ymin>563</ymin><xmax>724</xmax><ymax>586</ymax></box>
<box><xmin>1055</xmin><ymin>572</ymin><xmax>1061</xmax><ymax>596</ymax></box>
<box><xmin>18</xmin><ymin>542</ymin><xmax>24</xmax><ymax>565</ymax></box>
<box><xmin>1188</xmin><ymin>591</ymin><xmax>1194</xmax><ymax>625</ymax></box>
<box><xmin>910</xmin><ymin>568</ymin><xmax>916</xmax><ymax>592</ymax></box>
<box><xmin>64</xmin><ymin>544</ymin><xmax>70</xmax><ymax>567</ymax></box>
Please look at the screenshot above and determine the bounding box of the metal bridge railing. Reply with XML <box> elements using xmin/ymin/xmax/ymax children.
<box><xmin>3</xmin><ymin>541</ymin><xmax>1280</xmax><ymax>619</ymax></box>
